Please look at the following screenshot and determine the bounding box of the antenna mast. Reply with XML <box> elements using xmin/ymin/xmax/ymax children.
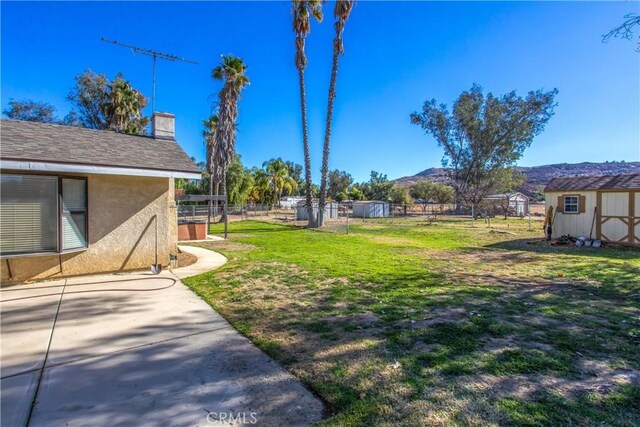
<box><xmin>100</xmin><ymin>38</ymin><xmax>198</xmax><ymax>111</ymax></box>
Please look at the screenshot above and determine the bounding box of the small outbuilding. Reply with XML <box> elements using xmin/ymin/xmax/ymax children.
<box><xmin>295</xmin><ymin>201</ymin><xmax>338</xmax><ymax>221</ymax></box>
<box><xmin>484</xmin><ymin>192</ymin><xmax>529</xmax><ymax>217</ymax></box>
<box><xmin>544</xmin><ymin>173</ymin><xmax>640</xmax><ymax>245</ymax></box>
<box><xmin>352</xmin><ymin>201</ymin><xmax>390</xmax><ymax>218</ymax></box>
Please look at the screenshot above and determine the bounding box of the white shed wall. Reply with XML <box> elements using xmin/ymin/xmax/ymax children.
<box><xmin>352</xmin><ymin>202</ymin><xmax>390</xmax><ymax>218</ymax></box>
<box><xmin>296</xmin><ymin>202</ymin><xmax>338</xmax><ymax>220</ymax></box>
<box><xmin>545</xmin><ymin>191</ymin><xmax>597</xmax><ymax>238</ymax></box>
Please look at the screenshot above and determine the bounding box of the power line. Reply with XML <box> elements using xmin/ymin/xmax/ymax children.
<box><xmin>100</xmin><ymin>38</ymin><xmax>198</xmax><ymax>111</ymax></box>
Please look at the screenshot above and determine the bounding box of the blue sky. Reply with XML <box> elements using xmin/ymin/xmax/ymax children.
<box><xmin>2</xmin><ymin>1</ymin><xmax>639</xmax><ymax>182</ymax></box>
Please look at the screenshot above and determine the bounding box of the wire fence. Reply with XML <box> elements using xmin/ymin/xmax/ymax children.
<box><xmin>177</xmin><ymin>202</ymin><xmax>546</xmax><ymax>232</ymax></box>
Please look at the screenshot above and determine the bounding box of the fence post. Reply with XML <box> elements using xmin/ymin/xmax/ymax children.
<box><xmin>346</xmin><ymin>209</ymin><xmax>349</xmax><ymax>234</ymax></box>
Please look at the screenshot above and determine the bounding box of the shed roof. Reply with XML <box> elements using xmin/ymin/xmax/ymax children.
<box><xmin>485</xmin><ymin>192</ymin><xmax>528</xmax><ymax>200</ymax></box>
<box><xmin>545</xmin><ymin>173</ymin><xmax>640</xmax><ymax>192</ymax></box>
<box><xmin>0</xmin><ymin>119</ymin><xmax>201</xmax><ymax>178</ymax></box>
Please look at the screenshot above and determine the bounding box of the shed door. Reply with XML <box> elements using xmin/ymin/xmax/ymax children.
<box><xmin>599</xmin><ymin>191</ymin><xmax>632</xmax><ymax>244</ymax></box>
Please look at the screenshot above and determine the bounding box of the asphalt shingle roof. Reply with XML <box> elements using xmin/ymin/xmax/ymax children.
<box><xmin>545</xmin><ymin>173</ymin><xmax>640</xmax><ymax>192</ymax></box>
<box><xmin>0</xmin><ymin>119</ymin><xmax>201</xmax><ymax>175</ymax></box>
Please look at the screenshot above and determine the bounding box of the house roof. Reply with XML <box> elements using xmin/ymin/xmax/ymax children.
<box><xmin>0</xmin><ymin>119</ymin><xmax>201</xmax><ymax>178</ymax></box>
<box><xmin>545</xmin><ymin>173</ymin><xmax>640</xmax><ymax>192</ymax></box>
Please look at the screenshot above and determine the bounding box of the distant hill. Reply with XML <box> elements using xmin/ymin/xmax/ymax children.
<box><xmin>394</xmin><ymin>161</ymin><xmax>640</xmax><ymax>200</ymax></box>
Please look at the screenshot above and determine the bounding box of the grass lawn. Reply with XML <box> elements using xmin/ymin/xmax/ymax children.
<box><xmin>182</xmin><ymin>217</ymin><xmax>640</xmax><ymax>426</ymax></box>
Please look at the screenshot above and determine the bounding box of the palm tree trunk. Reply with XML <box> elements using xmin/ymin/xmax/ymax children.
<box><xmin>298</xmin><ymin>67</ymin><xmax>317</xmax><ymax>228</ymax></box>
<box><xmin>208</xmin><ymin>173</ymin><xmax>214</xmax><ymax>224</ymax></box>
<box><xmin>222</xmin><ymin>169</ymin><xmax>228</xmax><ymax>239</ymax></box>
<box><xmin>318</xmin><ymin>41</ymin><xmax>341</xmax><ymax>228</ymax></box>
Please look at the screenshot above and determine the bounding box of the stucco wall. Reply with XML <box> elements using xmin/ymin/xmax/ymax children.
<box><xmin>545</xmin><ymin>191</ymin><xmax>597</xmax><ymax>238</ymax></box>
<box><xmin>1</xmin><ymin>174</ymin><xmax>177</xmax><ymax>282</ymax></box>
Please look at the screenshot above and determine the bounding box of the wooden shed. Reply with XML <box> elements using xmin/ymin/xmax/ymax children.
<box><xmin>544</xmin><ymin>173</ymin><xmax>640</xmax><ymax>245</ymax></box>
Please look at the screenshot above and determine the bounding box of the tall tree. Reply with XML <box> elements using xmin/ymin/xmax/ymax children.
<box><xmin>410</xmin><ymin>84</ymin><xmax>557</xmax><ymax>213</ymax></box>
<box><xmin>67</xmin><ymin>70</ymin><xmax>149</xmax><ymax>134</ymax></box>
<box><xmin>3</xmin><ymin>99</ymin><xmax>58</xmax><ymax>123</ymax></box>
<box><xmin>212</xmin><ymin>54</ymin><xmax>249</xmax><ymax>238</ymax></box>
<box><xmin>327</xmin><ymin>169</ymin><xmax>353</xmax><ymax>200</ymax></box>
<box><xmin>292</xmin><ymin>0</ymin><xmax>323</xmax><ymax>228</ymax></box>
<box><xmin>318</xmin><ymin>0</ymin><xmax>355</xmax><ymax>226</ymax></box>
<box><xmin>203</xmin><ymin>114</ymin><xmax>220</xmax><ymax>222</ymax></box>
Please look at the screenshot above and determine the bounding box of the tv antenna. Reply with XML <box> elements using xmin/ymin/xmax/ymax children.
<box><xmin>101</xmin><ymin>38</ymin><xmax>198</xmax><ymax>111</ymax></box>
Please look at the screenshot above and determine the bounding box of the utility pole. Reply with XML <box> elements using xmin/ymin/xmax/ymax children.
<box><xmin>101</xmin><ymin>38</ymin><xmax>197</xmax><ymax>111</ymax></box>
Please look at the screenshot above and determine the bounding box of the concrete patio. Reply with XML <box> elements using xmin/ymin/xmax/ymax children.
<box><xmin>1</xmin><ymin>268</ymin><xmax>323</xmax><ymax>426</ymax></box>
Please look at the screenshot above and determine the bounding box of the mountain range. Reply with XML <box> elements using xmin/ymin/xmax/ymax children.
<box><xmin>393</xmin><ymin>161</ymin><xmax>640</xmax><ymax>200</ymax></box>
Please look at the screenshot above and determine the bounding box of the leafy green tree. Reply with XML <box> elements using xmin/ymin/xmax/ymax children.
<box><xmin>410</xmin><ymin>180</ymin><xmax>455</xmax><ymax>215</ymax></box>
<box><xmin>212</xmin><ymin>54</ymin><xmax>249</xmax><ymax>229</ymax></box>
<box><xmin>390</xmin><ymin>186</ymin><xmax>413</xmax><ymax>205</ymax></box>
<box><xmin>348</xmin><ymin>186</ymin><xmax>365</xmax><ymax>201</ymax></box>
<box><xmin>285</xmin><ymin>161</ymin><xmax>304</xmax><ymax>195</ymax></box>
<box><xmin>264</xmin><ymin>158</ymin><xmax>298</xmax><ymax>207</ymax></box>
<box><xmin>410</xmin><ymin>84</ymin><xmax>557</xmax><ymax>213</ymax></box>
<box><xmin>327</xmin><ymin>169</ymin><xmax>353</xmax><ymax>200</ymax></box>
<box><xmin>226</xmin><ymin>155</ymin><xmax>254</xmax><ymax>206</ymax></box>
<box><xmin>364</xmin><ymin>171</ymin><xmax>394</xmax><ymax>201</ymax></box>
<box><xmin>67</xmin><ymin>70</ymin><xmax>149</xmax><ymax>134</ymax></box>
<box><xmin>3</xmin><ymin>99</ymin><xmax>58</xmax><ymax>123</ymax></box>
<box><xmin>249</xmin><ymin>167</ymin><xmax>273</xmax><ymax>205</ymax></box>
<box><xmin>318</xmin><ymin>0</ymin><xmax>356</xmax><ymax>226</ymax></box>
<box><xmin>292</xmin><ymin>0</ymin><xmax>323</xmax><ymax>227</ymax></box>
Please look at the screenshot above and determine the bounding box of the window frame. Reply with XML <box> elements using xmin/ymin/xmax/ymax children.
<box><xmin>0</xmin><ymin>173</ymin><xmax>89</xmax><ymax>258</ymax></box>
<box><xmin>563</xmin><ymin>195</ymin><xmax>579</xmax><ymax>214</ymax></box>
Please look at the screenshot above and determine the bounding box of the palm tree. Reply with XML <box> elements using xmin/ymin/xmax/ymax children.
<box><xmin>203</xmin><ymin>114</ymin><xmax>219</xmax><ymax>222</ymax></box>
<box><xmin>264</xmin><ymin>158</ymin><xmax>298</xmax><ymax>208</ymax></box>
<box><xmin>292</xmin><ymin>0</ymin><xmax>323</xmax><ymax>228</ymax></box>
<box><xmin>318</xmin><ymin>0</ymin><xmax>355</xmax><ymax>227</ymax></box>
<box><xmin>212</xmin><ymin>54</ymin><xmax>249</xmax><ymax>238</ymax></box>
<box><xmin>108</xmin><ymin>76</ymin><xmax>146</xmax><ymax>134</ymax></box>
<box><xmin>250</xmin><ymin>168</ymin><xmax>272</xmax><ymax>205</ymax></box>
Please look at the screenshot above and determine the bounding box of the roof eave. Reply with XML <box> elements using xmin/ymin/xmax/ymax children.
<box><xmin>0</xmin><ymin>160</ymin><xmax>202</xmax><ymax>180</ymax></box>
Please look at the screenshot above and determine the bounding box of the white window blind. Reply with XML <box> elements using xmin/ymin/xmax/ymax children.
<box><xmin>62</xmin><ymin>178</ymin><xmax>87</xmax><ymax>251</ymax></box>
<box><xmin>0</xmin><ymin>175</ymin><xmax>58</xmax><ymax>255</ymax></box>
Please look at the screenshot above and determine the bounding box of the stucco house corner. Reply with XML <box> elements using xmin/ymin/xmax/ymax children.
<box><xmin>0</xmin><ymin>113</ymin><xmax>201</xmax><ymax>282</ymax></box>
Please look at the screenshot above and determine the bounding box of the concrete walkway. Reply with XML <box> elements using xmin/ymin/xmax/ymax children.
<box><xmin>173</xmin><ymin>245</ymin><xmax>228</xmax><ymax>279</ymax></box>
<box><xmin>1</xmin><ymin>256</ymin><xmax>323</xmax><ymax>426</ymax></box>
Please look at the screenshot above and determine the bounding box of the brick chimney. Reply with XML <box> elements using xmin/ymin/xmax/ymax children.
<box><xmin>152</xmin><ymin>112</ymin><xmax>175</xmax><ymax>140</ymax></box>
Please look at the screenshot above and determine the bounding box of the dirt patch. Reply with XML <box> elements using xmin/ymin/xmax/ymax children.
<box><xmin>176</xmin><ymin>249</ymin><xmax>197</xmax><ymax>268</ymax></box>
<box><xmin>412</xmin><ymin>307</ymin><xmax>467</xmax><ymax>327</ymax></box>
<box><xmin>324</xmin><ymin>311</ymin><xmax>381</xmax><ymax>329</ymax></box>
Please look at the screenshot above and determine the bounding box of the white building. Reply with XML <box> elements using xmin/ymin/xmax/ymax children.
<box><xmin>484</xmin><ymin>192</ymin><xmax>529</xmax><ymax>217</ymax></box>
<box><xmin>295</xmin><ymin>201</ymin><xmax>339</xmax><ymax>220</ymax></box>
<box><xmin>352</xmin><ymin>201</ymin><xmax>390</xmax><ymax>218</ymax></box>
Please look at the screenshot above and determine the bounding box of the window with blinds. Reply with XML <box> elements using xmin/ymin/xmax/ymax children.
<box><xmin>0</xmin><ymin>175</ymin><xmax>88</xmax><ymax>256</ymax></box>
<box><xmin>0</xmin><ymin>175</ymin><xmax>59</xmax><ymax>255</ymax></box>
<box><xmin>61</xmin><ymin>178</ymin><xmax>87</xmax><ymax>251</ymax></box>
